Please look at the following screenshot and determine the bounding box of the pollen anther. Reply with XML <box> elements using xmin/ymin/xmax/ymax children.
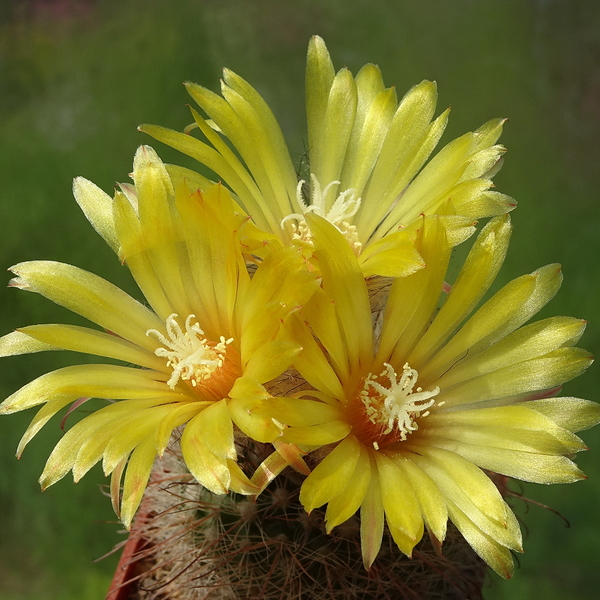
<box><xmin>360</xmin><ymin>363</ymin><xmax>440</xmax><ymax>440</ymax></box>
<box><xmin>147</xmin><ymin>313</ymin><xmax>233</xmax><ymax>389</ymax></box>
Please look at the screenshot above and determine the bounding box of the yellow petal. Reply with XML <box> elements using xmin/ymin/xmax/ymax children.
<box><xmin>340</xmin><ymin>84</ymin><xmax>397</xmax><ymax>198</ymax></box>
<box><xmin>306</xmin><ymin>35</ymin><xmax>335</xmax><ymax>174</ymax></box>
<box><xmin>438</xmin><ymin>347</ymin><xmax>593</xmax><ymax>408</ymax></box>
<box><xmin>193</xmin><ymin>399</ymin><xmax>235</xmax><ymax>461</ymax></box>
<box><xmin>378</xmin><ymin>216</ymin><xmax>451</xmax><ymax>365</ymax></box>
<box><xmin>9</xmin><ymin>261</ymin><xmax>163</xmax><ymax>351</ymax></box>
<box><xmin>426</xmin><ymin>404</ymin><xmax>587</xmax><ymax>455</ymax></box>
<box><xmin>286</xmin><ymin>312</ymin><xmax>346</xmax><ymax>400</ymax></box>
<box><xmin>359</xmin><ymin>235</ymin><xmax>425</xmax><ymax>279</ymax></box>
<box><xmin>446</xmin><ymin>500</ymin><xmax>514</xmax><ymax>579</ymax></box>
<box><xmin>325</xmin><ymin>444</ymin><xmax>372</xmax><ymax>532</ymax></box>
<box><xmin>226</xmin><ymin>459</ymin><xmax>260</xmax><ymax>495</ymax></box>
<box><xmin>242</xmin><ymin>336</ymin><xmax>300</xmax><ymax>385</ymax></box>
<box><xmin>110</xmin><ymin>458</ymin><xmax>127</xmax><ymax>518</ymax></box>
<box><xmin>527</xmin><ymin>396</ymin><xmax>600</xmax><ymax>433</ymax></box>
<box><xmin>127</xmin><ymin>146</ymin><xmax>194</xmax><ymax>320</ymax></box>
<box><xmin>121</xmin><ymin>437</ymin><xmax>157</xmax><ymax>528</ymax></box>
<box><xmin>154</xmin><ymin>401</ymin><xmax>205</xmax><ymax>455</ymax></box>
<box><xmin>250</xmin><ymin>448</ymin><xmax>294</xmax><ymax>493</ymax></box>
<box><xmin>299</xmin><ymin>435</ymin><xmax>361</xmax><ymax>512</ymax></box>
<box><xmin>438</xmin><ymin>315</ymin><xmax>586</xmax><ymax>389</ymax></box>
<box><xmin>419</xmin><ymin>271</ymin><xmax>538</xmax><ymax>382</ymax></box>
<box><xmin>16</xmin><ymin>395</ymin><xmax>77</xmax><ymax>457</ymax></box>
<box><xmin>374</xmin><ymin>452</ymin><xmax>423</xmax><ymax>552</ymax></box>
<box><xmin>38</xmin><ymin>398</ymin><xmax>166</xmax><ymax>489</ymax></box>
<box><xmin>299</xmin><ymin>287</ymin><xmax>349</xmax><ymax>383</ymax></box>
<box><xmin>16</xmin><ymin>324</ymin><xmax>165</xmax><ymax>371</ymax></box>
<box><xmin>0</xmin><ymin>364</ymin><xmax>176</xmax><ymax>414</ymax></box>
<box><xmin>394</xmin><ymin>454</ymin><xmax>448</xmax><ymax>543</ymax></box>
<box><xmin>412</xmin><ymin>436</ymin><xmax>585</xmax><ymax>484</ymax></box>
<box><xmin>180</xmin><ymin>413</ymin><xmax>231</xmax><ymax>494</ymax></box>
<box><xmin>254</xmin><ymin>397</ymin><xmax>344</xmax><ymax>428</ymax></box>
<box><xmin>228</xmin><ymin>377</ymin><xmax>281</xmax><ymax>443</ymax></box>
<box><xmin>222</xmin><ymin>69</ymin><xmax>299</xmax><ymax>218</ymax></box>
<box><xmin>360</xmin><ymin>454</ymin><xmax>385</xmax><ymax>569</ymax></box>
<box><xmin>73</xmin><ymin>176</ymin><xmax>119</xmax><ymax>253</ymax></box>
<box><xmin>408</xmin><ymin>215</ymin><xmax>512</xmax><ymax>369</ymax></box>
<box><xmin>279</xmin><ymin>421</ymin><xmax>351</xmax><ymax>447</ymax></box>
<box><xmin>0</xmin><ymin>330</ymin><xmax>58</xmax><ymax>356</ymax></box>
<box><xmin>357</xmin><ymin>81</ymin><xmax>444</xmax><ymax>239</ymax></box>
<box><xmin>273</xmin><ymin>439</ymin><xmax>310</xmax><ymax>475</ymax></box>
<box><xmin>307</xmin><ymin>213</ymin><xmax>373</xmax><ymax>370</ymax></box>
<box><xmin>112</xmin><ymin>188</ymin><xmax>175</xmax><ymax>322</ymax></box>
<box><xmin>409</xmin><ymin>446</ymin><xmax>522</xmax><ymax>552</ymax></box>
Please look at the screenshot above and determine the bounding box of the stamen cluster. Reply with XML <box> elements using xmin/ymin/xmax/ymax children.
<box><xmin>281</xmin><ymin>174</ymin><xmax>362</xmax><ymax>253</ymax></box>
<box><xmin>360</xmin><ymin>362</ymin><xmax>441</xmax><ymax>440</ymax></box>
<box><xmin>147</xmin><ymin>313</ymin><xmax>233</xmax><ymax>389</ymax></box>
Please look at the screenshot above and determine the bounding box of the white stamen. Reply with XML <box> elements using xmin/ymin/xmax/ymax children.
<box><xmin>147</xmin><ymin>313</ymin><xmax>233</xmax><ymax>389</ymax></box>
<box><xmin>360</xmin><ymin>363</ymin><xmax>440</xmax><ymax>439</ymax></box>
<box><xmin>281</xmin><ymin>174</ymin><xmax>362</xmax><ymax>252</ymax></box>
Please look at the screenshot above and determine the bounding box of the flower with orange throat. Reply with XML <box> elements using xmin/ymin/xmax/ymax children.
<box><xmin>0</xmin><ymin>145</ymin><xmax>317</xmax><ymax>528</ymax></box>
<box><xmin>253</xmin><ymin>212</ymin><xmax>599</xmax><ymax>578</ymax></box>
<box><xmin>140</xmin><ymin>36</ymin><xmax>515</xmax><ymax>277</ymax></box>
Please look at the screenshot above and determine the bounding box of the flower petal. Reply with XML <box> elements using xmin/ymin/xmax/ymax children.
<box><xmin>0</xmin><ymin>364</ymin><xmax>176</xmax><ymax>414</ymax></box>
<box><xmin>324</xmin><ymin>444</ymin><xmax>371</xmax><ymax>532</ymax></box>
<box><xmin>360</xmin><ymin>454</ymin><xmax>385</xmax><ymax>569</ymax></box>
<box><xmin>121</xmin><ymin>437</ymin><xmax>157</xmax><ymax>528</ymax></box>
<box><xmin>299</xmin><ymin>435</ymin><xmax>361</xmax><ymax>512</ymax></box>
<box><xmin>408</xmin><ymin>215</ymin><xmax>512</xmax><ymax>369</ymax></box>
<box><xmin>15</xmin><ymin>324</ymin><xmax>166</xmax><ymax>371</ymax></box>
<box><xmin>9</xmin><ymin>261</ymin><xmax>163</xmax><ymax>351</ymax></box>
<box><xmin>527</xmin><ymin>397</ymin><xmax>600</xmax><ymax>433</ymax></box>
<box><xmin>180</xmin><ymin>412</ymin><xmax>231</xmax><ymax>494</ymax></box>
<box><xmin>374</xmin><ymin>452</ymin><xmax>423</xmax><ymax>555</ymax></box>
<box><xmin>73</xmin><ymin>176</ymin><xmax>119</xmax><ymax>253</ymax></box>
<box><xmin>446</xmin><ymin>500</ymin><xmax>514</xmax><ymax>579</ymax></box>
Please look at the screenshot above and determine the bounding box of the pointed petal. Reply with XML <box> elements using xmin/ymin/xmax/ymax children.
<box><xmin>408</xmin><ymin>215</ymin><xmax>512</xmax><ymax>369</ymax></box>
<box><xmin>307</xmin><ymin>213</ymin><xmax>373</xmax><ymax>370</ymax></box>
<box><xmin>360</xmin><ymin>454</ymin><xmax>385</xmax><ymax>569</ymax></box>
<box><xmin>299</xmin><ymin>435</ymin><xmax>361</xmax><ymax>512</ymax></box>
<box><xmin>527</xmin><ymin>397</ymin><xmax>600</xmax><ymax>433</ymax></box>
<box><xmin>180</xmin><ymin>411</ymin><xmax>231</xmax><ymax>494</ymax></box>
<box><xmin>446</xmin><ymin>500</ymin><xmax>514</xmax><ymax>579</ymax></box>
<box><xmin>0</xmin><ymin>364</ymin><xmax>176</xmax><ymax>414</ymax></box>
<box><xmin>9</xmin><ymin>261</ymin><xmax>163</xmax><ymax>351</ymax></box>
<box><xmin>395</xmin><ymin>454</ymin><xmax>448</xmax><ymax>543</ymax></box>
<box><xmin>121</xmin><ymin>437</ymin><xmax>157</xmax><ymax>528</ymax></box>
<box><xmin>325</xmin><ymin>444</ymin><xmax>371</xmax><ymax>532</ymax></box>
<box><xmin>73</xmin><ymin>176</ymin><xmax>119</xmax><ymax>253</ymax></box>
<box><xmin>374</xmin><ymin>452</ymin><xmax>423</xmax><ymax>553</ymax></box>
<box><xmin>16</xmin><ymin>324</ymin><xmax>166</xmax><ymax>371</ymax></box>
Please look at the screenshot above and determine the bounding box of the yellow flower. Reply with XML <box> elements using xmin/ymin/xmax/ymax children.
<box><xmin>257</xmin><ymin>213</ymin><xmax>598</xmax><ymax>577</ymax></box>
<box><xmin>140</xmin><ymin>36</ymin><xmax>515</xmax><ymax>277</ymax></box>
<box><xmin>0</xmin><ymin>145</ymin><xmax>317</xmax><ymax>527</ymax></box>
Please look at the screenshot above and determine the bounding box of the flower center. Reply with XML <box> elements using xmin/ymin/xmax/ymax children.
<box><xmin>280</xmin><ymin>174</ymin><xmax>362</xmax><ymax>254</ymax></box>
<box><xmin>147</xmin><ymin>313</ymin><xmax>236</xmax><ymax>397</ymax></box>
<box><xmin>357</xmin><ymin>363</ymin><xmax>441</xmax><ymax>449</ymax></box>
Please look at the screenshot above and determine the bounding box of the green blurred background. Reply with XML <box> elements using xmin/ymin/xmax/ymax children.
<box><xmin>0</xmin><ymin>0</ymin><xmax>599</xmax><ymax>598</ymax></box>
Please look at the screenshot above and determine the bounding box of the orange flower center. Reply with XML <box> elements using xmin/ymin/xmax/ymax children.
<box><xmin>349</xmin><ymin>363</ymin><xmax>441</xmax><ymax>450</ymax></box>
<box><xmin>147</xmin><ymin>313</ymin><xmax>242</xmax><ymax>401</ymax></box>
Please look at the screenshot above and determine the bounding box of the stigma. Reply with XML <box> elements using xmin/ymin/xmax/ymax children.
<box><xmin>147</xmin><ymin>313</ymin><xmax>234</xmax><ymax>390</ymax></box>
<box><xmin>360</xmin><ymin>363</ymin><xmax>441</xmax><ymax>442</ymax></box>
<box><xmin>281</xmin><ymin>174</ymin><xmax>362</xmax><ymax>253</ymax></box>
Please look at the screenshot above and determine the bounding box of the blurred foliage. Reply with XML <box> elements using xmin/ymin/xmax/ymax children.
<box><xmin>0</xmin><ymin>0</ymin><xmax>598</xmax><ymax>598</ymax></box>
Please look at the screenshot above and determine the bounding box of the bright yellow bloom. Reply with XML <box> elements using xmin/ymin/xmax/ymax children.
<box><xmin>140</xmin><ymin>36</ymin><xmax>515</xmax><ymax>277</ymax></box>
<box><xmin>0</xmin><ymin>146</ymin><xmax>317</xmax><ymax>527</ymax></box>
<box><xmin>254</xmin><ymin>213</ymin><xmax>598</xmax><ymax>577</ymax></box>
